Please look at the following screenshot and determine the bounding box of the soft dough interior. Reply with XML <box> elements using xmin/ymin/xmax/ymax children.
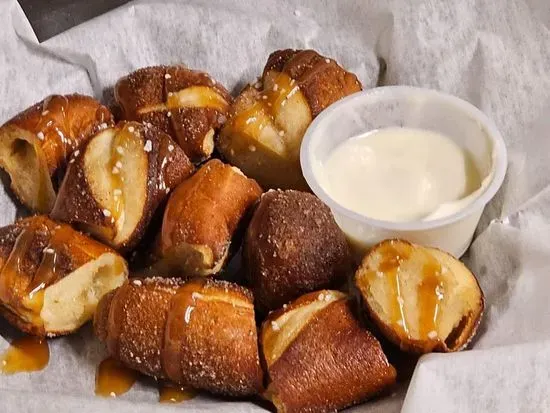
<box><xmin>218</xmin><ymin>72</ymin><xmax>312</xmax><ymax>190</ymax></box>
<box><xmin>83</xmin><ymin>128</ymin><xmax>148</xmax><ymax>246</ymax></box>
<box><xmin>262</xmin><ymin>291</ymin><xmax>345</xmax><ymax>367</ymax></box>
<box><xmin>153</xmin><ymin>243</ymin><xmax>229</xmax><ymax>278</ymax></box>
<box><xmin>40</xmin><ymin>252</ymin><xmax>127</xmax><ymax>334</ymax></box>
<box><xmin>358</xmin><ymin>241</ymin><xmax>482</xmax><ymax>348</ymax></box>
<box><xmin>0</xmin><ymin>126</ymin><xmax>55</xmax><ymax>212</ymax></box>
<box><xmin>262</xmin><ymin>70</ymin><xmax>312</xmax><ymax>158</ymax></box>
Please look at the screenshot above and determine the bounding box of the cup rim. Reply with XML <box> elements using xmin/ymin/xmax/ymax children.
<box><xmin>300</xmin><ymin>86</ymin><xmax>508</xmax><ymax>232</ymax></box>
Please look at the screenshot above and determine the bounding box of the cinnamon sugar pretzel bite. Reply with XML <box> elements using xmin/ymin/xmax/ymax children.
<box><xmin>94</xmin><ymin>277</ymin><xmax>263</xmax><ymax>396</ymax></box>
<box><xmin>218</xmin><ymin>49</ymin><xmax>362</xmax><ymax>190</ymax></box>
<box><xmin>51</xmin><ymin>121</ymin><xmax>193</xmax><ymax>252</ymax></box>
<box><xmin>115</xmin><ymin>66</ymin><xmax>231</xmax><ymax>164</ymax></box>
<box><xmin>0</xmin><ymin>216</ymin><xmax>127</xmax><ymax>337</ymax></box>
<box><xmin>0</xmin><ymin>94</ymin><xmax>113</xmax><ymax>212</ymax></box>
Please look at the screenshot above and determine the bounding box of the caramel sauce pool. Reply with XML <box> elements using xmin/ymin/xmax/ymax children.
<box><xmin>159</xmin><ymin>382</ymin><xmax>197</xmax><ymax>403</ymax></box>
<box><xmin>95</xmin><ymin>357</ymin><xmax>137</xmax><ymax>397</ymax></box>
<box><xmin>0</xmin><ymin>336</ymin><xmax>49</xmax><ymax>374</ymax></box>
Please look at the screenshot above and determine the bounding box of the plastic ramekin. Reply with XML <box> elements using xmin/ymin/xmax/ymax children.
<box><xmin>300</xmin><ymin>86</ymin><xmax>507</xmax><ymax>258</ymax></box>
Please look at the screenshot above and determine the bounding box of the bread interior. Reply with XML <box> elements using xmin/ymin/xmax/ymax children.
<box><xmin>0</xmin><ymin>126</ymin><xmax>55</xmax><ymax>212</ymax></box>
<box><xmin>357</xmin><ymin>241</ymin><xmax>482</xmax><ymax>350</ymax></box>
<box><xmin>262</xmin><ymin>70</ymin><xmax>312</xmax><ymax>158</ymax></box>
<box><xmin>83</xmin><ymin>128</ymin><xmax>148</xmax><ymax>247</ymax></box>
<box><xmin>39</xmin><ymin>252</ymin><xmax>127</xmax><ymax>334</ymax></box>
<box><xmin>138</xmin><ymin>86</ymin><xmax>229</xmax><ymax>114</ymax></box>
<box><xmin>262</xmin><ymin>291</ymin><xmax>345</xmax><ymax>367</ymax></box>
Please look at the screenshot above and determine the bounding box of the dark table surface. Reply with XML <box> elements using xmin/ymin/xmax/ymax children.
<box><xmin>18</xmin><ymin>0</ymin><xmax>129</xmax><ymax>42</ymax></box>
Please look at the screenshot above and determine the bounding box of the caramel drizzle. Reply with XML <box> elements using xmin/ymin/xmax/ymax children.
<box><xmin>0</xmin><ymin>221</ymin><xmax>71</xmax><ymax>324</ymax></box>
<box><xmin>0</xmin><ymin>227</ymin><xmax>35</xmax><ymax>307</ymax></box>
<box><xmin>21</xmin><ymin>96</ymin><xmax>71</xmax><ymax>210</ymax></box>
<box><xmin>230</xmin><ymin>102</ymin><xmax>270</xmax><ymax>137</ymax></box>
<box><xmin>56</xmin><ymin>96</ymin><xmax>71</xmax><ymax>159</ymax></box>
<box><xmin>264</xmin><ymin>73</ymin><xmax>298</xmax><ymax>113</ymax></box>
<box><xmin>165</xmin><ymin>86</ymin><xmax>228</xmax><ymax>111</ymax></box>
<box><xmin>138</xmin><ymin>86</ymin><xmax>229</xmax><ymax>114</ymax></box>
<box><xmin>376</xmin><ymin>243</ymin><xmax>411</xmax><ymax>336</ymax></box>
<box><xmin>157</xmin><ymin>154</ymin><xmax>170</xmax><ymax>194</ymax></box>
<box><xmin>0</xmin><ymin>336</ymin><xmax>49</xmax><ymax>375</ymax></box>
<box><xmin>373</xmin><ymin>242</ymin><xmax>445</xmax><ymax>340</ymax></box>
<box><xmin>24</xmin><ymin>225</ymin><xmax>72</xmax><ymax>317</ymax></box>
<box><xmin>161</xmin><ymin>285</ymin><xmax>197</xmax><ymax>382</ymax></box>
<box><xmin>95</xmin><ymin>357</ymin><xmax>138</xmax><ymax>397</ymax></box>
<box><xmin>417</xmin><ymin>257</ymin><xmax>444</xmax><ymax>339</ymax></box>
<box><xmin>158</xmin><ymin>382</ymin><xmax>197</xmax><ymax>403</ymax></box>
<box><xmin>226</xmin><ymin>72</ymin><xmax>297</xmax><ymax>144</ymax></box>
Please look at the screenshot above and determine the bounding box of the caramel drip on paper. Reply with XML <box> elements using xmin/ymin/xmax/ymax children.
<box><xmin>158</xmin><ymin>382</ymin><xmax>197</xmax><ymax>403</ymax></box>
<box><xmin>0</xmin><ymin>336</ymin><xmax>49</xmax><ymax>374</ymax></box>
<box><xmin>95</xmin><ymin>357</ymin><xmax>138</xmax><ymax>397</ymax></box>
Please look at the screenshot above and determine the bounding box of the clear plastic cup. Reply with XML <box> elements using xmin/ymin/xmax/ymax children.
<box><xmin>300</xmin><ymin>86</ymin><xmax>507</xmax><ymax>258</ymax></box>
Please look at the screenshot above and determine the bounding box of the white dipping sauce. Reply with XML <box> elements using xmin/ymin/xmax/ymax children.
<box><xmin>321</xmin><ymin>127</ymin><xmax>482</xmax><ymax>222</ymax></box>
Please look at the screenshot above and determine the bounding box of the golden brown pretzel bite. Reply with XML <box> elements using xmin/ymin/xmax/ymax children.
<box><xmin>260</xmin><ymin>290</ymin><xmax>396</xmax><ymax>412</ymax></box>
<box><xmin>354</xmin><ymin>239</ymin><xmax>484</xmax><ymax>354</ymax></box>
<box><xmin>218</xmin><ymin>49</ymin><xmax>362</xmax><ymax>190</ymax></box>
<box><xmin>154</xmin><ymin>159</ymin><xmax>262</xmax><ymax>277</ymax></box>
<box><xmin>51</xmin><ymin>121</ymin><xmax>193</xmax><ymax>252</ymax></box>
<box><xmin>94</xmin><ymin>277</ymin><xmax>263</xmax><ymax>396</ymax></box>
<box><xmin>0</xmin><ymin>215</ymin><xmax>127</xmax><ymax>337</ymax></box>
<box><xmin>244</xmin><ymin>189</ymin><xmax>352</xmax><ymax>313</ymax></box>
<box><xmin>0</xmin><ymin>94</ymin><xmax>113</xmax><ymax>212</ymax></box>
<box><xmin>115</xmin><ymin>66</ymin><xmax>231</xmax><ymax>163</ymax></box>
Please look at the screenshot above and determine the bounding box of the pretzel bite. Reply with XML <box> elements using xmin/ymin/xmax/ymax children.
<box><xmin>354</xmin><ymin>239</ymin><xmax>484</xmax><ymax>353</ymax></box>
<box><xmin>51</xmin><ymin>121</ymin><xmax>193</xmax><ymax>252</ymax></box>
<box><xmin>244</xmin><ymin>190</ymin><xmax>352</xmax><ymax>313</ymax></box>
<box><xmin>0</xmin><ymin>94</ymin><xmax>113</xmax><ymax>212</ymax></box>
<box><xmin>260</xmin><ymin>290</ymin><xmax>396</xmax><ymax>412</ymax></box>
<box><xmin>0</xmin><ymin>216</ymin><xmax>127</xmax><ymax>337</ymax></box>
<box><xmin>94</xmin><ymin>277</ymin><xmax>263</xmax><ymax>396</ymax></box>
<box><xmin>218</xmin><ymin>49</ymin><xmax>362</xmax><ymax>190</ymax></box>
<box><xmin>115</xmin><ymin>66</ymin><xmax>231</xmax><ymax>163</ymax></box>
<box><xmin>154</xmin><ymin>159</ymin><xmax>262</xmax><ymax>277</ymax></box>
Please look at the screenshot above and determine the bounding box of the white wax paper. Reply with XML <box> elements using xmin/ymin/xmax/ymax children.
<box><xmin>0</xmin><ymin>0</ymin><xmax>549</xmax><ymax>411</ymax></box>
